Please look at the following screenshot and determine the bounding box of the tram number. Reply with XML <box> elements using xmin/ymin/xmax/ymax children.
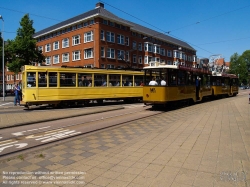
<box><xmin>150</xmin><ymin>88</ymin><xmax>156</xmax><ymax>93</ymax></box>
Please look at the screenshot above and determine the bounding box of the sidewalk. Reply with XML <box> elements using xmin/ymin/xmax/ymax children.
<box><xmin>0</xmin><ymin>94</ymin><xmax>249</xmax><ymax>187</ymax></box>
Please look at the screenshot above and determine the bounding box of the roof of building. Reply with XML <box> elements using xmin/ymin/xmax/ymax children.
<box><xmin>33</xmin><ymin>2</ymin><xmax>195</xmax><ymax>51</ymax></box>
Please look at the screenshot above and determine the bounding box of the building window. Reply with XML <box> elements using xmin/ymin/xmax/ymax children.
<box><xmin>100</xmin><ymin>30</ymin><xmax>105</xmax><ymax>40</ymax></box>
<box><xmin>16</xmin><ymin>74</ymin><xmax>19</xmax><ymax>80</ymax></box>
<box><xmin>144</xmin><ymin>56</ymin><xmax>152</xmax><ymax>64</ymax></box>
<box><xmin>73</xmin><ymin>51</ymin><xmax>81</xmax><ymax>61</ymax></box>
<box><xmin>89</xmin><ymin>19</ymin><xmax>94</xmax><ymax>25</ymax></box>
<box><xmin>132</xmin><ymin>41</ymin><xmax>137</xmax><ymax>50</ymax></box>
<box><xmin>144</xmin><ymin>43</ymin><xmax>152</xmax><ymax>52</ymax></box>
<box><xmin>125</xmin><ymin>51</ymin><xmax>130</xmax><ymax>62</ymax></box>
<box><xmin>45</xmin><ymin>57</ymin><xmax>51</xmax><ymax>65</ymax></box>
<box><xmin>107</xmin><ymin>64</ymin><xmax>115</xmax><ymax>69</ymax></box>
<box><xmin>101</xmin><ymin>47</ymin><xmax>105</xmax><ymax>57</ymax></box>
<box><xmin>107</xmin><ymin>48</ymin><xmax>115</xmax><ymax>59</ymax></box>
<box><xmin>154</xmin><ymin>45</ymin><xmax>160</xmax><ymax>54</ymax></box>
<box><xmin>167</xmin><ymin>61</ymin><xmax>172</xmax><ymax>65</ymax></box>
<box><xmin>53</xmin><ymin>55</ymin><xmax>60</xmax><ymax>64</ymax></box>
<box><xmin>125</xmin><ymin>37</ymin><xmax>129</xmax><ymax>46</ymax></box>
<box><xmin>160</xmin><ymin>48</ymin><xmax>165</xmax><ymax>56</ymax></box>
<box><xmin>62</xmin><ymin>53</ymin><xmax>69</xmax><ymax>63</ymax></box>
<box><xmin>38</xmin><ymin>46</ymin><xmax>43</xmax><ymax>52</ymax></box>
<box><xmin>138</xmin><ymin>55</ymin><xmax>142</xmax><ymax>64</ymax></box>
<box><xmin>45</xmin><ymin>44</ymin><xmax>51</xmax><ymax>52</ymax></box>
<box><xmin>133</xmin><ymin>54</ymin><xmax>137</xmax><ymax>63</ymax></box>
<box><xmin>62</xmin><ymin>38</ymin><xmax>69</xmax><ymax>48</ymax></box>
<box><xmin>103</xmin><ymin>19</ymin><xmax>108</xmax><ymax>25</ymax></box>
<box><xmin>101</xmin><ymin>64</ymin><xmax>105</xmax><ymax>68</ymax></box>
<box><xmin>160</xmin><ymin>59</ymin><xmax>165</xmax><ymax>64</ymax></box>
<box><xmin>84</xmin><ymin>31</ymin><xmax>93</xmax><ymax>43</ymax></box>
<box><xmin>138</xmin><ymin>43</ymin><xmax>142</xmax><ymax>51</ymax></box>
<box><xmin>72</xmin><ymin>35</ymin><xmax>80</xmax><ymax>45</ymax></box>
<box><xmin>106</xmin><ymin>31</ymin><xmax>115</xmax><ymax>43</ymax></box>
<box><xmin>117</xmin><ymin>34</ymin><xmax>124</xmax><ymax>45</ymax></box>
<box><xmin>84</xmin><ymin>48</ymin><xmax>93</xmax><ymax>59</ymax></box>
<box><xmin>117</xmin><ymin>50</ymin><xmax>125</xmax><ymax>60</ymax></box>
<box><xmin>84</xmin><ymin>22</ymin><xmax>88</xmax><ymax>26</ymax></box>
<box><xmin>53</xmin><ymin>41</ymin><xmax>59</xmax><ymax>50</ymax></box>
<box><xmin>167</xmin><ymin>50</ymin><xmax>172</xmax><ymax>57</ymax></box>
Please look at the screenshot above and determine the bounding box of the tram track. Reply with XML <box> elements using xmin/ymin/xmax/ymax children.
<box><xmin>0</xmin><ymin>104</ymin><xmax>162</xmax><ymax>159</ymax></box>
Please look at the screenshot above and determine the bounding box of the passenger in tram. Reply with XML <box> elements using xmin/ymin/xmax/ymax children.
<box><xmin>88</xmin><ymin>79</ymin><xmax>92</xmax><ymax>87</ymax></box>
<box><xmin>72</xmin><ymin>75</ymin><xmax>76</xmax><ymax>86</ymax></box>
<box><xmin>161</xmin><ymin>77</ymin><xmax>166</xmax><ymax>86</ymax></box>
<box><xmin>149</xmin><ymin>77</ymin><xmax>158</xmax><ymax>85</ymax></box>
<box><xmin>79</xmin><ymin>76</ymin><xmax>89</xmax><ymax>87</ymax></box>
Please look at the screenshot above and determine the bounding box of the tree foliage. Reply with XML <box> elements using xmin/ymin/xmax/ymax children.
<box><xmin>6</xmin><ymin>14</ymin><xmax>45</xmax><ymax>74</ymax></box>
<box><xmin>229</xmin><ymin>51</ymin><xmax>250</xmax><ymax>85</ymax></box>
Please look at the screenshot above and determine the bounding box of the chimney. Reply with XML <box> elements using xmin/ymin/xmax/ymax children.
<box><xmin>96</xmin><ymin>2</ymin><xmax>104</xmax><ymax>8</ymax></box>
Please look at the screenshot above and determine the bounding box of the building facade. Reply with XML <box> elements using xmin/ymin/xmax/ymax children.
<box><xmin>2</xmin><ymin>2</ymin><xmax>197</xmax><ymax>90</ymax></box>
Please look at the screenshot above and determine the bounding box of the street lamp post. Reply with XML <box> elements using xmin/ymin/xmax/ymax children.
<box><xmin>0</xmin><ymin>15</ymin><xmax>4</xmax><ymax>101</ymax></box>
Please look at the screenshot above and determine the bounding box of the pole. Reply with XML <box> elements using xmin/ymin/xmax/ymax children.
<box><xmin>0</xmin><ymin>15</ymin><xmax>4</xmax><ymax>101</ymax></box>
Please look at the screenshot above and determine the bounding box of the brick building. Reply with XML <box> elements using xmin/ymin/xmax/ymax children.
<box><xmin>3</xmin><ymin>2</ymin><xmax>197</xmax><ymax>90</ymax></box>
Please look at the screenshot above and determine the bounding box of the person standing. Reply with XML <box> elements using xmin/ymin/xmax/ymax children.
<box><xmin>14</xmin><ymin>84</ymin><xmax>20</xmax><ymax>106</ymax></box>
<box><xmin>149</xmin><ymin>77</ymin><xmax>158</xmax><ymax>85</ymax></box>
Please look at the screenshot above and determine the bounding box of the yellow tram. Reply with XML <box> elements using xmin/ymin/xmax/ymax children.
<box><xmin>20</xmin><ymin>65</ymin><xmax>144</xmax><ymax>108</ymax></box>
<box><xmin>142</xmin><ymin>62</ymin><xmax>238</xmax><ymax>106</ymax></box>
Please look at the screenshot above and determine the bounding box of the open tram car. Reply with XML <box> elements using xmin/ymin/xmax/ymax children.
<box><xmin>20</xmin><ymin>65</ymin><xmax>145</xmax><ymax>108</ymax></box>
<box><xmin>143</xmin><ymin>62</ymin><xmax>238</xmax><ymax>107</ymax></box>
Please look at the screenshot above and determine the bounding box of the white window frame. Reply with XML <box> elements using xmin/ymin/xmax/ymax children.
<box><xmin>154</xmin><ymin>45</ymin><xmax>160</xmax><ymax>54</ymax></box>
<box><xmin>117</xmin><ymin>34</ymin><xmax>124</xmax><ymax>45</ymax></box>
<box><xmin>62</xmin><ymin>38</ymin><xmax>69</xmax><ymax>48</ymax></box>
<box><xmin>62</xmin><ymin>53</ymin><xmax>69</xmax><ymax>63</ymax></box>
<box><xmin>107</xmin><ymin>64</ymin><xmax>115</xmax><ymax>69</ymax></box>
<box><xmin>38</xmin><ymin>46</ymin><xmax>43</xmax><ymax>52</ymax></box>
<box><xmin>117</xmin><ymin>50</ymin><xmax>125</xmax><ymax>60</ymax></box>
<box><xmin>73</xmin><ymin>51</ymin><xmax>81</xmax><ymax>61</ymax></box>
<box><xmin>133</xmin><ymin>54</ymin><xmax>137</xmax><ymax>63</ymax></box>
<box><xmin>160</xmin><ymin>48</ymin><xmax>165</xmax><ymax>56</ymax></box>
<box><xmin>84</xmin><ymin>31</ymin><xmax>93</xmax><ymax>43</ymax></box>
<box><xmin>101</xmin><ymin>47</ymin><xmax>105</xmax><ymax>57</ymax></box>
<box><xmin>144</xmin><ymin>43</ymin><xmax>152</xmax><ymax>52</ymax></box>
<box><xmin>132</xmin><ymin>41</ymin><xmax>137</xmax><ymax>50</ymax></box>
<box><xmin>167</xmin><ymin>50</ymin><xmax>172</xmax><ymax>57</ymax></box>
<box><xmin>138</xmin><ymin>43</ymin><xmax>142</xmax><ymax>51</ymax></box>
<box><xmin>45</xmin><ymin>44</ymin><xmax>51</xmax><ymax>52</ymax></box>
<box><xmin>125</xmin><ymin>37</ymin><xmax>129</xmax><ymax>46</ymax></box>
<box><xmin>107</xmin><ymin>48</ymin><xmax>115</xmax><ymax>59</ymax></box>
<box><xmin>100</xmin><ymin>30</ymin><xmax>105</xmax><ymax>40</ymax></box>
<box><xmin>106</xmin><ymin>31</ymin><xmax>115</xmax><ymax>43</ymax></box>
<box><xmin>138</xmin><ymin>55</ymin><xmax>142</xmax><ymax>64</ymax></box>
<box><xmin>53</xmin><ymin>41</ymin><xmax>59</xmax><ymax>50</ymax></box>
<box><xmin>53</xmin><ymin>55</ymin><xmax>60</xmax><ymax>64</ymax></box>
<box><xmin>45</xmin><ymin>57</ymin><xmax>51</xmax><ymax>65</ymax></box>
<box><xmin>72</xmin><ymin>35</ymin><xmax>81</xmax><ymax>46</ymax></box>
<box><xmin>125</xmin><ymin>51</ymin><xmax>130</xmax><ymax>62</ymax></box>
<box><xmin>84</xmin><ymin>48</ymin><xmax>93</xmax><ymax>59</ymax></box>
<box><xmin>16</xmin><ymin>74</ymin><xmax>19</xmax><ymax>80</ymax></box>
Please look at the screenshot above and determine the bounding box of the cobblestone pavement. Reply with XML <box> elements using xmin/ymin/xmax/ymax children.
<box><xmin>0</xmin><ymin>94</ymin><xmax>249</xmax><ymax>187</ymax></box>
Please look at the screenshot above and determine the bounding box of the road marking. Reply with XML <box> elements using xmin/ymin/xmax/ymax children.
<box><xmin>25</xmin><ymin>128</ymin><xmax>81</xmax><ymax>143</ymax></box>
<box><xmin>0</xmin><ymin>102</ymin><xmax>13</xmax><ymax>106</ymax></box>
<box><xmin>12</xmin><ymin>126</ymin><xmax>51</xmax><ymax>136</ymax></box>
<box><xmin>0</xmin><ymin>143</ymin><xmax>28</xmax><ymax>153</ymax></box>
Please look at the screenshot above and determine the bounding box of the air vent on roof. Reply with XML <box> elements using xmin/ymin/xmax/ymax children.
<box><xmin>96</xmin><ymin>2</ymin><xmax>104</xmax><ymax>8</ymax></box>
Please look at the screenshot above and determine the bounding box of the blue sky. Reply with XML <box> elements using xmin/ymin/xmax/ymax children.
<box><xmin>0</xmin><ymin>0</ymin><xmax>249</xmax><ymax>62</ymax></box>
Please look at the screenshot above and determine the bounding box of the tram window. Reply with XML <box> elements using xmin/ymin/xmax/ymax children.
<box><xmin>38</xmin><ymin>72</ymin><xmax>47</xmax><ymax>87</ymax></box>
<box><xmin>109</xmin><ymin>75</ymin><xmax>121</xmax><ymax>86</ymax></box>
<box><xmin>123</xmin><ymin>75</ymin><xmax>133</xmax><ymax>86</ymax></box>
<box><xmin>216</xmin><ymin>79</ymin><xmax>221</xmax><ymax>86</ymax></box>
<box><xmin>187</xmin><ymin>74</ymin><xmax>192</xmax><ymax>85</ymax></box>
<box><xmin>94</xmin><ymin>74</ymin><xmax>107</xmax><ymax>87</ymax></box>
<box><xmin>135</xmin><ymin>75</ymin><xmax>144</xmax><ymax>86</ymax></box>
<box><xmin>49</xmin><ymin>72</ymin><xmax>57</xmax><ymax>87</ymax></box>
<box><xmin>79</xmin><ymin>73</ymin><xmax>92</xmax><ymax>87</ymax></box>
<box><xmin>170</xmin><ymin>75</ymin><xmax>176</xmax><ymax>85</ymax></box>
<box><xmin>27</xmin><ymin>72</ymin><xmax>36</xmax><ymax>87</ymax></box>
<box><xmin>60</xmin><ymin>73</ymin><xmax>76</xmax><ymax>87</ymax></box>
<box><xmin>178</xmin><ymin>71</ymin><xmax>185</xmax><ymax>85</ymax></box>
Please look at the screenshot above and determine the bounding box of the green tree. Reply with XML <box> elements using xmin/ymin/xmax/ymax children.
<box><xmin>229</xmin><ymin>52</ymin><xmax>248</xmax><ymax>85</ymax></box>
<box><xmin>6</xmin><ymin>14</ymin><xmax>44</xmax><ymax>75</ymax></box>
